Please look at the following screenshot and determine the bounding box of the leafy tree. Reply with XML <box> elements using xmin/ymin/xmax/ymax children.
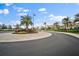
<box><xmin>74</xmin><ymin>13</ymin><xmax>79</xmax><ymax>23</ymax></box>
<box><xmin>15</xmin><ymin>24</ymin><xmax>20</xmax><ymax>29</ymax></box>
<box><xmin>74</xmin><ymin>13</ymin><xmax>79</xmax><ymax>31</ymax></box>
<box><xmin>2</xmin><ymin>24</ymin><xmax>7</xmax><ymax>29</ymax></box>
<box><xmin>68</xmin><ymin>21</ymin><xmax>73</xmax><ymax>29</ymax></box>
<box><xmin>0</xmin><ymin>24</ymin><xmax>2</xmax><ymax>29</ymax></box>
<box><xmin>54</xmin><ymin>22</ymin><xmax>59</xmax><ymax>30</ymax></box>
<box><xmin>8</xmin><ymin>25</ymin><xmax>12</xmax><ymax>29</ymax></box>
<box><xmin>62</xmin><ymin>17</ymin><xmax>69</xmax><ymax>30</ymax></box>
<box><xmin>47</xmin><ymin>26</ymin><xmax>51</xmax><ymax>30</ymax></box>
<box><xmin>21</xmin><ymin>15</ymin><xmax>33</xmax><ymax>30</ymax></box>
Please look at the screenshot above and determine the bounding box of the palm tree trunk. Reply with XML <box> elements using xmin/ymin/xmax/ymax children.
<box><xmin>66</xmin><ymin>23</ymin><xmax>68</xmax><ymax>31</ymax></box>
<box><xmin>26</xmin><ymin>24</ymin><xmax>28</xmax><ymax>30</ymax></box>
<box><xmin>64</xmin><ymin>24</ymin><xmax>67</xmax><ymax>32</ymax></box>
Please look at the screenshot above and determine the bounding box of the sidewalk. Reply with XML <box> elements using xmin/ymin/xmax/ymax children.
<box><xmin>63</xmin><ymin>32</ymin><xmax>79</xmax><ymax>38</ymax></box>
<box><xmin>54</xmin><ymin>31</ymin><xmax>79</xmax><ymax>39</ymax></box>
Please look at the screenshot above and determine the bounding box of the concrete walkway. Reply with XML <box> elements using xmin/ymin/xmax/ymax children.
<box><xmin>55</xmin><ymin>32</ymin><xmax>79</xmax><ymax>39</ymax></box>
<box><xmin>48</xmin><ymin>31</ymin><xmax>79</xmax><ymax>39</ymax></box>
<box><xmin>63</xmin><ymin>33</ymin><xmax>79</xmax><ymax>38</ymax></box>
<box><xmin>0</xmin><ymin>32</ymin><xmax>52</xmax><ymax>42</ymax></box>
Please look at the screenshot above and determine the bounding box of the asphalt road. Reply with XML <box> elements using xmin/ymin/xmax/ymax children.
<box><xmin>0</xmin><ymin>32</ymin><xmax>79</xmax><ymax>56</ymax></box>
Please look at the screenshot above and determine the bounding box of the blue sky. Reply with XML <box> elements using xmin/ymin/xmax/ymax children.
<box><xmin>0</xmin><ymin>3</ymin><xmax>79</xmax><ymax>27</ymax></box>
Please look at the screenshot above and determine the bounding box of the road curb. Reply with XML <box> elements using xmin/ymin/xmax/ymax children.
<box><xmin>54</xmin><ymin>32</ymin><xmax>79</xmax><ymax>39</ymax></box>
<box><xmin>0</xmin><ymin>32</ymin><xmax>52</xmax><ymax>43</ymax></box>
<box><xmin>63</xmin><ymin>33</ymin><xmax>79</xmax><ymax>39</ymax></box>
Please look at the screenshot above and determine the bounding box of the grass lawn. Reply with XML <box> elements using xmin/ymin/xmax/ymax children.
<box><xmin>0</xmin><ymin>30</ymin><xmax>13</xmax><ymax>33</ymax></box>
<box><xmin>46</xmin><ymin>29</ymin><xmax>79</xmax><ymax>34</ymax></box>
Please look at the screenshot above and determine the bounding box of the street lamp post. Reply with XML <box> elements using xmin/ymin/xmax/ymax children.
<box><xmin>33</xmin><ymin>14</ymin><xmax>36</xmax><ymax>28</ymax></box>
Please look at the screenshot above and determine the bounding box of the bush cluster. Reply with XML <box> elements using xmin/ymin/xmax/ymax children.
<box><xmin>13</xmin><ymin>28</ymin><xmax>38</xmax><ymax>34</ymax></box>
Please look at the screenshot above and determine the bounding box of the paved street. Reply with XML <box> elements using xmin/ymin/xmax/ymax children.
<box><xmin>0</xmin><ymin>32</ymin><xmax>79</xmax><ymax>56</ymax></box>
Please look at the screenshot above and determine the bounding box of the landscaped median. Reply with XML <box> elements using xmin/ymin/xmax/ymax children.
<box><xmin>0</xmin><ymin>32</ymin><xmax>52</xmax><ymax>42</ymax></box>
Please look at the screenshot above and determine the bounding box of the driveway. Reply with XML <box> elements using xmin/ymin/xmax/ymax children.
<box><xmin>0</xmin><ymin>32</ymin><xmax>79</xmax><ymax>56</ymax></box>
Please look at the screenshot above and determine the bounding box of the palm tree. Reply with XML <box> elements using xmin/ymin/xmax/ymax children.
<box><xmin>62</xmin><ymin>17</ymin><xmax>69</xmax><ymax>30</ymax></box>
<box><xmin>75</xmin><ymin>13</ymin><xmax>79</xmax><ymax>18</ymax></box>
<box><xmin>21</xmin><ymin>15</ymin><xmax>33</xmax><ymax>30</ymax></box>
<box><xmin>74</xmin><ymin>13</ymin><xmax>79</xmax><ymax>23</ymax></box>
<box><xmin>68</xmin><ymin>21</ymin><xmax>73</xmax><ymax>29</ymax></box>
<box><xmin>33</xmin><ymin>14</ymin><xmax>36</xmax><ymax>28</ymax></box>
<box><xmin>74</xmin><ymin>13</ymin><xmax>79</xmax><ymax>31</ymax></box>
<box><xmin>53</xmin><ymin>22</ymin><xmax>59</xmax><ymax>30</ymax></box>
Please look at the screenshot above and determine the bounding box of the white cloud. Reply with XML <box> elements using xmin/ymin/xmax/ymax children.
<box><xmin>8</xmin><ymin>20</ymin><xmax>21</xmax><ymax>28</ymax></box>
<box><xmin>3</xmin><ymin>9</ymin><xmax>9</xmax><ymax>14</ymax></box>
<box><xmin>0</xmin><ymin>22</ymin><xmax>2</xmax><ymax>25</ymax></box>
<box><xmin>11</xmin><ymin>20</ymin><xmax>20</xmax><ymax>25</ymax></box>
<box><xmin>0</xmin><ymin>10</ymin><xmax>3</xmax><ymax>14</ymax></box>
<box><xmin>10</xmin><ymin>20</ymin><xmax>20</xmax><ymax>27</ymax></box>
<box><xmin>18</xmin><ymin>8</ymin><xmax>30</xmax><ymax>13</ymax></box>
<box><xmin>13</xmin><ymin>6</ymin><xmax>30</xmax><ymax>13</ymax></box>
<box><xmin>55</xmin><ymin>16</ymin><xmax>67</xmax><ymax>21</ymax></box>
<box><xmin>49</xmin><ymin>14</ymin><xmax>54</xmax><ymax>18</ymax></box>
<box><xmin>18</xmin><ymin>13</ymin><xmax>27</xmax><ymax>16</ymax></box>
<box><xmin>12</xmin><ymin>6</ymin><xmax>23</xmax><ymax>11</ymax></box>
<box><xmin>48</xmin><ymin>14</ymin><xmax>67</xmax><ymax>25</ymax></box>
<box><xmin>12</xmin><ymin>5</ymin><xmax>31</xmax><ymax>16</ymax></box>
<box><xmin>12</xmin><ymin>5</ymin><xmax>19</xmax><ymax>10</ymax></box>
<box><xmin>38</xmin><ymin>8</ymin><xmax>48</xmax><ymax>14</ymax></box>
<box><xmin>5</xmin><ymin>3</ymin><xmax>13</xmax><ymax>6</ymax></box>
<box><xmin>38</xmin><ymin>8</ymin><xmax>46</xmax><ymax>12</ymax></box>
<box><xmin>15</xmin><ymin>20</ymin><xmax>20</xmax><ymax>24</ymax></box>
<box><xmin>23</xmin><ymin>9</ymin><xmax>30</xmax><ymax>12</ymax></box>
<box><xmin>0</xmin><ymin>9</ymin><xmax>9</xmax><ymax>15</ymax></box>
<box><xmin>17</xmin><ymin>8</ymin><xmax>24</xmax><ymax>12</ymax></box>
<box><xmin>12</xmin><ymin>6</ymin><xmax>31</xmax><ymax>16</ymax></box>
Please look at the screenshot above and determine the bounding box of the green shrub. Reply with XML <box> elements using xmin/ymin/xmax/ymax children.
<box><xmin>13</xmin><ymin>31</ymin><xmax>27</xmax><ymax>34</ymax></box>
<box><xmin>68</xmin><ymin>29</ymin><xmax>79</xmax><ymax>33</ymax></box>
<box><xmin>26</xmin><ymin>28</ymin><xmax>38</xmax><ymax>33</ymax></box>
<box><xmin>13</xmin><ymin>28</ymin><xmax>38</xmax><ymax>34</ymax></box>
